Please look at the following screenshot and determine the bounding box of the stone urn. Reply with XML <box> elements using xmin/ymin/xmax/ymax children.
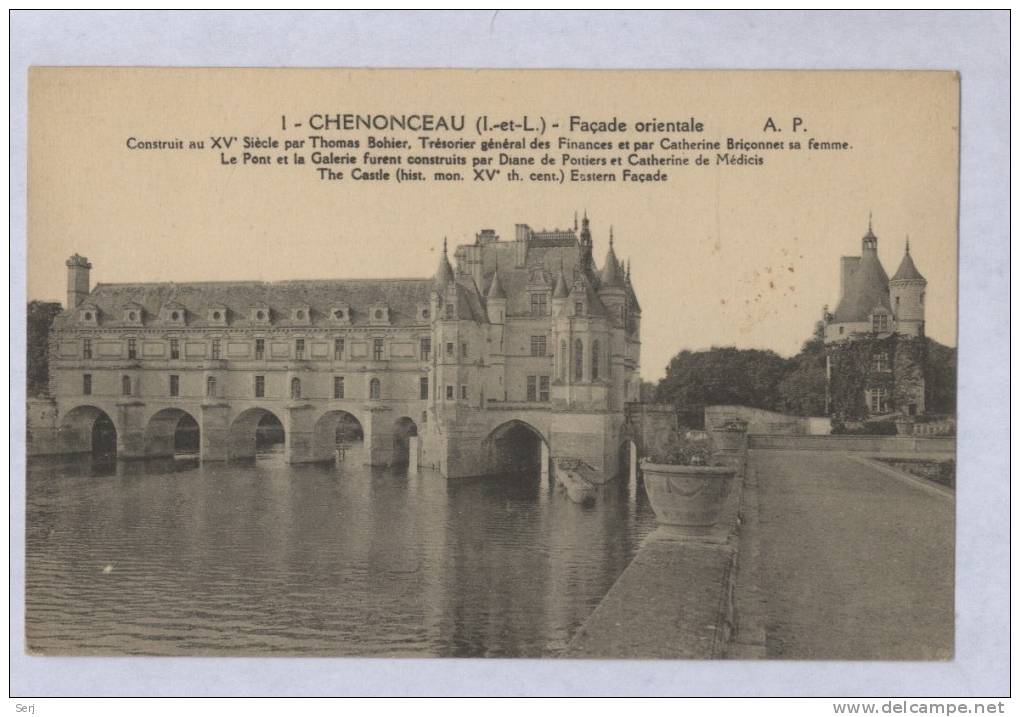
<box><xmin>640</xmin><ymin>460</ymin><xmax>737</xmax><ymax>528</ymax></box>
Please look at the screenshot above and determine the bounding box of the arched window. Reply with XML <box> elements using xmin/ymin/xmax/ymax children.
<box><xmin>290</xmin><ymin>377</ymin><xmax>301</xmax><ymax>399</ymax></box>
<box><xmin>206</xmin><ymin>376</ymin><xmax>217</xmax><ymax>398</ymax></box>
<box><xmin>121</xmin><ymin>375</ymin><xmax>131</xmax><ymax>396</ymax></box>
<box><xmin>574</xmin><ymin>338</ymin><xmax>584</xmax><ymax>382</ymax></box>
<box><xmin>369</xmin><ymin>378</ymin><xmax>381</xmax><ymax>400</ymax></box>
<box><xmin>559</xmin><ymin>339</ymin><xmax>567</xmax><ymax>381</ymax></box>
<box><xmin>591</xmin><ymin>340</ymin><xmax>600</xmax><ymax>381</ymax></box>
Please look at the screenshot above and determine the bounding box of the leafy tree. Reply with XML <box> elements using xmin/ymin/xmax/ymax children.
<box><xmin>27</xmin><ymin>300</ymin><xmax>63</xmax><ymax>397</ymax></box>
<box><xmin>777</xmin><ymin>321</ymin><xmax>828</xmax><ymax>416</ymax></box>
<box><xmin>654</xmin><ymin>346</ymin><xmax>791</xmax><ymax>428</ymax></box>
<box><xmin>925</xmin><ymin>339</ymin><xmax>957</xmax><ymax>414</ymax></box>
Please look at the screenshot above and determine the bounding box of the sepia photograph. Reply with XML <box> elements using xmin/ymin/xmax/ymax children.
<box><xmin>10</xmin><ymin>9</ymin><xmax>1009</xmax><ymax>703</ymax></box>
<box><xmin>23</xmin><ymin>67</ymin><xmax>959</xmax><ymax>661</ymax></box>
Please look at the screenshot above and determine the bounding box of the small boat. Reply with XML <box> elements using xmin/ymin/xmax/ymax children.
<box><xmin>554</xmin><ymin>458</ymin><xmax>599</xmax><ymax>506</ymax></box>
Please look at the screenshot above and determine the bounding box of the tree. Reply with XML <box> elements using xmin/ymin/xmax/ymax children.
<box><xmin>27</xmin><ymin>301</ymin><xmax>63</xmax><ymax>397</ymax></box>
<box><xmin>925</xmin><ymin>338</ymin><xmax>957</xmax><ymax>415</ymax></box>
<box><xmin>654</xmin><ymin>346</ymin><xmax>792</xmax><ymax>428</ymax></box>
<box><xmin>777</xmin><ymin>321</ymin><xmax>828</xmax><ymax>416</ymax></box>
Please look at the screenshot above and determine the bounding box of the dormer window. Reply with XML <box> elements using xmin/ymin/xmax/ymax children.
<box><xmin>250</xmin><ymin>305</ymin><xmax>271</xmax><ymax>324</ymax></box>
<box><xmin>291</xmin><ymin>306</ymin><xmax>311</xmax><ymax>324</ymax></box>
<box><xmin>79</xmin><ymin>306</ymin><xmax>99</xmax><ymax>325</ymax></box>
<box><xmin>369</xmin><ymin>305</ymin><xmax>391</xmax><ymax>325</ymax></box>
<box><xmin>207</xmin><ymin>306</ymin><xmax>228</xmax><ymax>326</ymax></box>
<box><xmin>330</xmin><ymin>305</ymin><xmax>351</xmax><ymax>324</ymax></box>
<box><xmin>575</xmin><ymin>301</ymin><xmax>585</xmax><ymax>316</ymax></box>
<box><xmin>872</xmin><ymin>311</ymin><xmax>890</xmax><ymax>332</ymax></box>
<box><xmin>162</xmin><ymin>302</ymin><xmax>187</xmax><ymax>326</ymax></box>
<box><xmin>122</xmin><ymin>303</ymin><xmax>144</xmax><ymax>325</ymax></box>
<box><xmin>445</xmin><ymin>303</ymin><xmax>455</xmax><ymax>319</ymax></box>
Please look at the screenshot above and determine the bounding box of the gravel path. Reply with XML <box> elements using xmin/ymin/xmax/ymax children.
<box><xmin>753</xmin><ymin>449</ymin><xmax>954</xmax><ymax>660</ymax></box>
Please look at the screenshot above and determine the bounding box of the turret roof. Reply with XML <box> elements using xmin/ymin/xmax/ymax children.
<box><xmin>891</xmin><ymin>241</ymin><xmax>926</xmax><ymax>283</ymax></box>
<box><xmin>486</xmin><ymin>270</ymin><xmax>506</xmax><ymax>300</ymax></box>
<box><xmin>434</xmin><ymin>238</ymin><xmax>455</xmax><ymax>289</ymax></box>
<box><xmin>599</xmin><ymin>231</ymin><xmax>625</xmax><ymax>289</ymax></box>
<box><xmin>832</xmin><ymin>242</ymin><xmax>891</xmax><ymax>323</ymax></box>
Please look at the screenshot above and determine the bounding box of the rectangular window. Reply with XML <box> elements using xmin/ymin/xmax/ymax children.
<box><xmin>575</xmin><ymin>302</ymin><xmax>584</xmax><ymax>315</ymax></box>
<box><xmin>420</xmin><ymin>337</ymin><xmax>431</xmax><ymax>361</ymax></box>
<box><xmin>872</xmin><ymin>313</ymin><xmax>890</xmax><ymax>332</ymax></box>
<box><xmin>83</xmin><ymin>339</ymin><xmax>92</xmax><ymax>359</ymax></box>
<box><xmin>531</xmin><ymin>293</ymin><xmax>548</xmax><ymax>317</ymax></box>
<box><xmin>420</xmin><ymin>376</ymin><xmax>429</xmax><ymax>400</ymax></box>
<box><xmin>445</xmin><ymin>303</ymin><xmax>455</xmax><ymax>319</ymax></box>
<box><xmin>446</xmin><ymin>385</ymin><xmax>454</xmax><ymax>400</ymax></box>
<box><xmin>446</xmin><ymin>342</ymin><xmax>454</xmax><ymax>358</ymax></box>
<box><xmin>295</xmin><ymin>338</ymin><xmax>305</xmax><ymax>360</ymax></box>
<box><xmin>211</xmin><ymin>339</ymin><xmax>221</xmax><ymax>360</ymax></box>
<box><xmin>527</xmin><ymin>375</ymin><xmax>537</xmax><ymax>402</ymax></box>
<box><xmin>169</xmin><ymin>374</ymin><xmax>180</xmax><ymax>397</ymax></box>
<box><xmin>255</xmin><ymin>375</ymin><xmax>265</xmax><ymax>398</ymax></box>
<box><xmin>333</xmin><ymin>376</ymin><xmax>345</xmax><ymax>399</ymax></box>
<box><xmin>530</xmin><ymin>335</ymin><xmax>547</xmax><ymax>357</ymax></box>
<box><xmin>334</xmin><ymin>338</ymin><xmax>345</xmax><ymax>360</ymax></box>
<box><xmin>82</xmin><ymin>374</ymin><xmax>92</xmax><ymax>395</ymax></box>
<box><xmin>122</xmin><ymin>375</ymin><xmax>132</xmax><ymax>396</ymax></box>
<box><xmin>373</xmin><ymin>338</ymin><xmax>384</xmax><ymax>361</ymax></box>
<box><xmin>461</xmin><ymin>385</ymin><xmax>468</xmax><ymax>400</ymax></box>
<box><xmin>127</xmin><ymin>338</ymin><xmax>137</xmax><ymax>360</ymax></box>
<box><xmin>539</xmin><ymin>375</ymin><xmax>550</xmax><ymax>402</ymax></box>
<box><xmin>872</xmin><ymin>352</ymin><xmax>889</xmax><ymax>372</ymax></box>
<box><xmin>868</xmin><ymin>388</ymin><xmax>889</xmax><ymax>414</ymax></box>
<box><xmin>170</xmin><ymin>339</ymin><xmax>180</xmax><ymax>360</ymax></box>
<box><xmin>255</xmin><ymin>338</ymin><xmax>265</xmax><ymax>360</ymax></box>
<box><xmin>461</xmin><ymin>342</ymin><xmax>468</xmax><ymax>359</ymax></box>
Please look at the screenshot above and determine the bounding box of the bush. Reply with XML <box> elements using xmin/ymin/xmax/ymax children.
<box><xmin>645</xmin><ymin>432</ymin><xmax>714</xmax><ymax>466</ymax></box>
<box><xmin>831</xmin><ymin>419</ymin><xmax>897</xmax><ymax>436</ymax></box>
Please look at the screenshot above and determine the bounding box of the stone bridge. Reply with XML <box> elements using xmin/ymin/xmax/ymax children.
<box><xmin>28</xmin><ymin>396</ymin><xmax>680</xmax><ymax>482</ymax></box>
<box><xmin>30</xmin><ymin>395</ymin><xmax>425</xmax><ymax>467</ymax></box>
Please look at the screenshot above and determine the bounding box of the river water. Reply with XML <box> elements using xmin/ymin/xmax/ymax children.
<box><xmin>25</xmin><ymin>448</ymin><xmax>657</xmax><ymax>657</ymax></box>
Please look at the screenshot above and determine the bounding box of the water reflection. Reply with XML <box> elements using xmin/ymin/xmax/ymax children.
<box><xmin>26</xmin><ymin>451</ymin><xmax>656</xmax><ymax>656</ymax></box>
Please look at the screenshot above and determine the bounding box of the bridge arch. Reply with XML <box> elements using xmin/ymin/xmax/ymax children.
<box><xmin>391</xmin><ymin>416</ymin><xmax>419</xmax><ymax>466</ymax></box>
<box><xmin>481</xmin><ymin>419</ymin><xmax>549</xmax><ymax>476</ymax></box>
<box><xmin>144</xmin><ymin>407</ymin><xmax>200</xmax><ymax>457</ymax></box>
<box><xmin>59</xmin><ymin>405</ymin><xmax>117</xmax><ymax>457</ymax></box>
<box><xmin>312</xmin><ymin>410</ymin><xmax>365</xmax><ymax>463</ymax></box>
<box><xmin>229</xmin><ymin>407</ymin><xmax>286</xmax><ymax>460</ymax></box>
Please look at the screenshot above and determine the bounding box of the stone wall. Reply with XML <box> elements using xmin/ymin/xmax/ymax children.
<box><xmin>747</xmin><ymin>434</ymin><xmax>955</xmax><ymax>455</ymax></box>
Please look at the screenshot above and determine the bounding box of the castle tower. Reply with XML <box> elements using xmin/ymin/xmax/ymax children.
<box><xmin>66</xmin><ymin>253</ymin><xmax>92</xmax><ymax>309</ymax></box>
<box><xmin>826</xmin><ymin>218</ymin><xmax>892</xmax><ymax>341</ymax></box>
<box><xmin>889</xmin><ymin>238</ymin><xmax>927</xmax><ymax>338</ymax></box>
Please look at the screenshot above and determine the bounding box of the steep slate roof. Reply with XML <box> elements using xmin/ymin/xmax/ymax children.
<box><xmin>52</xmin><ymin>278</ymin><xmax>433</xmax><ymax>329</ymax></box>
<box><xmin>891</xmin><ymin>244</ymin><xmax>926</xmax><ymax>283</ymax></box>
<box><xmin>832</xmin><ymin>248</ymin><xmax>891</xmax><ymax>323</ymax></box>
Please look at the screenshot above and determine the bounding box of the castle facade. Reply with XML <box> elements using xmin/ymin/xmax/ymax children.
<box><xmin>40</xmin><ymin>215</ymin><xmax>646</xmax><ymax>480</ymax></box>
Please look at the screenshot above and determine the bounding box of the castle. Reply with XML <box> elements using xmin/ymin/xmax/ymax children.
<box><xmin>822</xmin><ymin>219</ymin><xmax>929</xmax><ymax>419</ymax></box>
<box><xmin>37</xmin><ymin>214</ymin><xmax>661</xmax><ymax>480</ymax></box>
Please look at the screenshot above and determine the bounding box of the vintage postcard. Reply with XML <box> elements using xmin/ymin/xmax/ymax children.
<box><xmin>25</xmin><ymin>68</ymin><xmax>958</xmax><ymax>660</ymax></box>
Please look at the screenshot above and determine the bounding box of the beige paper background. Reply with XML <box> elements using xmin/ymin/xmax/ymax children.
<box><xmin>28</xmin><ymin>68</ymin><xmax>958</xmax><ymax>379</ymax></box>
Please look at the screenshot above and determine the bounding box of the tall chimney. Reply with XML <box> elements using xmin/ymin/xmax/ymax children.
<box><xmin>66</xmin><ymin>253</ymin><xmax>92</xmax><ymax>309</ymax></box>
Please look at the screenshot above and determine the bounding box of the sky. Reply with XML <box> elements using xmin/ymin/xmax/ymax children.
<box><xmin>28</xmin><ymin>68</ymin><xmax>959</xmax><ymax>380</ymax></box>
